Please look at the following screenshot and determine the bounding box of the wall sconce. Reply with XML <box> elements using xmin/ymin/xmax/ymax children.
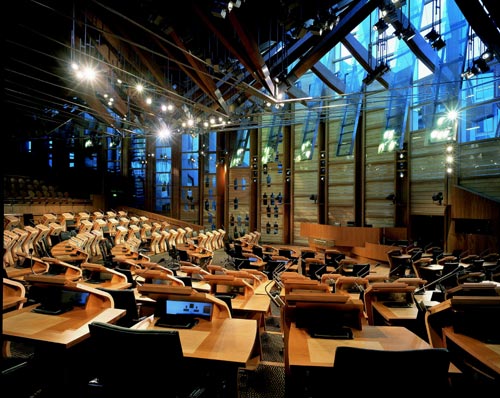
<box><xmin>432</xmin><ymin>192</ymin><xmax>443</xmax><ymax>205</ymax></box>
<box><xmin>309</xmin><ymin>194</ymin><xmax>318</xmax><ymax>204</ymax></box>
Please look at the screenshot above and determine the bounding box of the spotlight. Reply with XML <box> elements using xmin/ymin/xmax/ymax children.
<box><xmin>373</xmin><ymin>19</ymin><xmax>389</xmax><ymax>34</ymax></box>
<box><xmin>425</xmin><ymin>28</ymin><xmax>446</xmax><ymax>50</ymax></box>
<box><xmin>481</xmin><ymin>50</ymin><xmax>493</xmax><ymax>61</ymax></box>
<box><xmin>391</xmin><ymin>0</ymin><xmax>407</xmax><ymax>8</ymax></box>
<box><xmin>473</xmin><ymin>58</ymin><xmax>490</xmax><ymax>73</ymax></box>
<box><xmin>431</xmin><ymin>37</ymin><xmax>446</xmax><ymax>50</ymax></box>
<box><xmin>432</xmin><ymin>192</ymin><xmax>443</xmax><ymax>205</ymax></box>
<box><xmin>424</xmin><ymin>29</ymin><xmax>440</xmax><ymax>42</ymax></box>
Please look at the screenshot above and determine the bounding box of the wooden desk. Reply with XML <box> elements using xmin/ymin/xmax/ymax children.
<box><xmin>79</xmin><ymin>280</ymin><xmax>132</xmax><ymax>290</ymax></box>
<box><xmin>188</xmin><ymin>250</ymin><xmax>213</xmax><ymax>267</ymax></box>
<box><xmin>442</xmin><ymin>326</ymin><xmax>500</xmax><ymax>383</ymax></box>
<box><xmin>3</xmin><ymin>305</ymin><xmax>125</xmax><ymax>348</ymax></box>
<box><xmin>231</xmin><ymin>293</ymin><xmax>271</xmax><ymax>334</ymax></box>
<box><xmin>50</xmin><ymin>242</ymin><xmax>89</xmax><ymax>263</ymax></box>
<box><xmin>371</xmin><ymin>300</ymin><xmax>418</xmax><ymax>324</ymax></box>
<box><xmin>288</xmin><ymin>324</ymin><xmax>431</xmax><ymax>368</ymax></box>
<box><xmin>421</xmin><ymin>263</ymin><xmax>444</xmax><ymax>272</ymax></box>
<box><xmin>369</xmin><ymin>290</ymin><xmax>437</xmax><ymax>325</ymax></box>
<box><xmin>3</xmin><ymin>305</ymin><xmax>125</xmax><ymax>397</ymax></box>
<box><xmin>3</xmin><ymin>295</ymin><xmax>27</xmax><ymax>311</ymax></box>
<box><xmin>139</xmin><ymin>316</ymin><xmax>259</xmax><ymax>397</ymax></box>
<box><xmin>254</xmin><ymin>279</ymin><xmax>275</xmax><ymax>295</ymax></box>
<box><xmin>142</xmin><ymin>316</ymin><xmax>258</xmax><ymax>365</ymax></box>
<box><xmin>286</xmin><ymin>324</ymin><xmax>442</xmax><ymax>397</ymax></box>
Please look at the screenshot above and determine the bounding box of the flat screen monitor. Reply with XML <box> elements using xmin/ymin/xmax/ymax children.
<box><xmin>60</xmin><ymin>289</ymin><xmax>90</xmax><ymax>306</ymax></box>
<box><xmin>295</xmin><ymin>302</ymin><xmax>362</xmax><ymax>333</ymax></box>
<box><xmin>165</xmin><ymin>300</ymin><xmax>213</xmax><ymax>320</ymax></box>
<box><xmin>32</xmin><ymin>288</ymin><xmax>90</xmax><ymax>315</ymax></box>
<box><xmin>83</xmin><ymin>269</ymin><xmax>113</xmax><ymax>284</ymax></box>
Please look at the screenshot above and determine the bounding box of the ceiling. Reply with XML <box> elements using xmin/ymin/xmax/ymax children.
<box><xmin>4</xmin><ymin>0</ymin><xmax>500</xmax><ymax>140</ymax></box>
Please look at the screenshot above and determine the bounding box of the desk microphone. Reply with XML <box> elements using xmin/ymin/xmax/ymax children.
<box><xmin>313</xmin><ymin>264</ymin><xmax>327</xmax><ymax>280</ymax></box>
<box><xmin>388</xmin><ymin>262</ymin><xmax>408</xmax><ymax>279</ymax></box>
<box><xmin>264</xmin><ymin>277</ymin><xmax>284</xmax><ymax>307</ymax></box>
<box><xmin>414</xmin><ymin>264</ymin><xmax>464</xmax><ymax>295</ymax></box>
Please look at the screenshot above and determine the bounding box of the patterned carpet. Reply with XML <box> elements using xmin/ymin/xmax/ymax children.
<box><xmin>239</xmin><ymin>305</ymin><xmax>285</xmax><ymax>398</ymax></box>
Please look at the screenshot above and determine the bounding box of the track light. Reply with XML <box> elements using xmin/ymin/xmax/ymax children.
<box><xmin>425</xmin><ymin>28</ymin><xmax>446</xmax><ymax>50</ymax></box>
<box><xmin>431</xmin><ymin>37</ymin><xmax>446</xmax><ymax>50</ymax></box>
<box><xmin>481</xmin><ymin>50</ymin><xmax>493</xmax><ymax>61</ymax></box>
<box><xmin>391</xmin><ymin>0</ymin><xmax>407</xmax><ymax>8</ymax></box>
<box><xmin>373</xmin><ymin>19</ymin><xmax>388</xmax><ymax>34</ymax></box>
<box><xmin>462</xmin><ymin>55</ymin><xmax>492</xmax><ymax>80</ymax></box>
<box><xmin>424</xmin><ymin>29</ymin><xmax>440</xmax><ymax>42</ymax></box>
<box><xmin>473</xmin><ymin>58</ymin><xmax>490</xmax><ymax>73</ymax></box>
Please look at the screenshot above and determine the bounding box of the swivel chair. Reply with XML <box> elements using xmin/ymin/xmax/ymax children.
<box><xmin>87</xmin><ymin>322</ymin><xmax>209</xmax><ymax>397</ymax></box>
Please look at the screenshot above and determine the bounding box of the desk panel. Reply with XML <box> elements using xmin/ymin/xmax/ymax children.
<box><xmin>3</xmin><ymin>305</ymin><xmax>125</xmax><ymax>348</ymax></box>
<box><xmin>443</xmin><ymin>326</ymin><xmax>500</xmax><ymax>382</ymax></box>
<box><xmin>288</xmin><ymin>324</ymin><xmax>430</xmax><ymax>368</ymax></box>
<box><xmin>142</xmin><ymin>316</ymin><xmax>258</xmax><ymax>365</ymax></box>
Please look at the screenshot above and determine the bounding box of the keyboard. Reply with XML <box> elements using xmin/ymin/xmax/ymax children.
<box><xmin>155</xmin><ymin>315</ymin><xmax>199</xmax><ymax>329</ymax></box>
<box><xmin>32</xmin><ymin>305</ymin><xmax>73</xmax><ymax>315</ymax></box>
<box><xmin>308</xmin><ymin>326</ymin><xmax>353</xmax><ymax>340</ymax></box>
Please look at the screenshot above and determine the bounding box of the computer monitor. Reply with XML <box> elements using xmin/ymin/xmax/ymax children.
<box><xmin>295</xmin><ymin>302</ymin><xmax>362</xmax><ymax>337</ymax></box>
<box><xmin>164</xmin><ymin>300</ymin><xmax>213</xmax><ymax>320</ymax></box>
<box><xmin>83</xmin><ymin>269</ymin><xmax>113</xmax><ymax>284</ymax></box>
<box><xmin>215</xmin><ymin>284</ymin><xmax>246</xmax><ymax>297</ymax></box>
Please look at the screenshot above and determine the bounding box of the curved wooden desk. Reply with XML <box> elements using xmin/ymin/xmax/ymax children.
<box><xmin>442</xmin><ymin>326</ymin><xmax>500</xmax><ymax>383</ymax></box>
<box><xmin>137</xmin><ymin>315</ymin><xmax>260</xmax><ymax>397</ymax></box>
<box><xmin>50</xmin><ymin>241</ymin><xmax>89</xmax><ymax>263</ymax></box>
<box><xmin>3</xmin><ymin>305</ymin><xmax>125</xmax><ymax>348</ymax></box>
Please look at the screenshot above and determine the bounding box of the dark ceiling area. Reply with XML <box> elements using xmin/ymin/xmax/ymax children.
<box><xmin>4</xmin><ymin>0</ymin><xmax>500</xmax><ymax>140</ymax></box>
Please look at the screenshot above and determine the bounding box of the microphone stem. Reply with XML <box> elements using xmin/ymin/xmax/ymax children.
<box><xmin>414</xmin><ymin>266</ymin><xmax>463</xmax><ymax>295</ymax></box>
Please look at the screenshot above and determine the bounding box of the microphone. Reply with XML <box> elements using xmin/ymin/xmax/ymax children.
<box><xmin>388</xmin><ymin>262</ymin><xmax>407</xmax><ymax>279</ymax></box>
<box><xmin>264</xmin><ymin>276</ymin><xmax>285</xmax><ymax>307</ymax></box>
<box><xmin>314</xmin><ymin>264</ymin><xmax>327</xmax><ymax>280</ymax></box>
<box><xmin>414</xmin><ymin>264</ymin><xmax>464</xmax><ymax>295</ymax></box>
<box><xmin>356</xmin><ymin>264</ymin><xmax>371</xmax><ymax>278</ymax></box>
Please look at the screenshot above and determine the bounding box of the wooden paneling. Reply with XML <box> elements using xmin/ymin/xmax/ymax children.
<box><xmin>300</xmin><ymin>222</ymin><xmax>382</xmax><ymax>247</ymax></box>
<box><xmin>459</xmin><ymin>140</ymin><xmax>500</xmax><ymax>201</ymax></box>
<box><xmin>228</xmin><ymin>167</ymin><xmax>252</xmax><ymax>241</ymax></box>
<box><xmin>410</xmin><ymin>130</ymin><xmax>448</xmax><ymax>216</ymax></box>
